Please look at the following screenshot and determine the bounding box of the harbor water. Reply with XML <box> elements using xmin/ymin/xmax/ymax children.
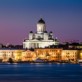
<box><xmin>0</xmin><ymin>63</ymin><xmax>82</xmax><ymax>82</ymax></box>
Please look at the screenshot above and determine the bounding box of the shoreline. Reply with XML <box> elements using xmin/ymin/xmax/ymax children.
<box><xmin>0</xmin><ymin>61</ymin><xmax>80</xmax><ymax>64</ymax></box>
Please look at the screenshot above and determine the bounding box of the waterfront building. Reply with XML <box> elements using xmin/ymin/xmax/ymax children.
<box><xmin>35</xmin><ymin>48</ymin><xmax>62</xmax><ymax>61</ymax></box>
<box><xmin>0</xmin><ymin>49</ymin><xmax>23</xmax><ymax>62</ymax></box>
<box><xmin>80</xmin><ymin>50</ymin><xmax>82</xmax><ymax>59</ymax></box>
<box><xmin>78</xmin><ymin>50</ymin><xmax>82</xmax><ymax>63</ymax></box>
<box><xmin>22</xmin><ymin>50</ymin><xmax>36</xmax><ymax>61</ymax></box>
<box><xmin>23</xmin><ymin>18</ymin><xmax>59</xmax><ymax>49</ymax></box>
<box><xmin>0</xmin><ymin>48</ymin><xmax>81</xmax><ymax>63</ymax></box>
<box><xmin>61</xmin><ymin>49</ymin><xmax>79</xmax><ymax>63</ymax></box>
<box><xmin>0</xmin><ymin>49</ymin><xmax>36</xmax><ymax>62</ymax></box>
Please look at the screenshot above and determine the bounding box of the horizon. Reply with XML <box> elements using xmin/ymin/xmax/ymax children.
<box><xmin>0</xmin><ymin>0</ymin><xmax>82</xmax><ymax>45</ymax></box>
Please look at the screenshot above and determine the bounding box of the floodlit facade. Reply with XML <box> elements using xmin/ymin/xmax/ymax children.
<box><xmin>80</xmin><ymin>50</ymin><xmax>82</xmax><ymax>59</ymax></box>
<box><xmin>23</xmin><ymin>18</ymin><xmax>59</xmax><ymax>49</ymax></box>
<box><xmin>61</xmin><ymin>50</ymin><xmax>79</xmax><ymax>63</ymax></box>
<box><xmin>0</xmin><ymin>48</ymin><xmax>81</xmax><ymax>63</ymax></box>
<box><xmin>22</xmin><ymin>50</ymin><xmax>36</xmax><ymax>61</ymax></box>
<box><xmin>0</xmin><ymin>49</ymin><xmax>23</xmax><ymax>62</ymax></box>
<box><xmin>0</xmin><ymin>49</ymin><xmax>36</xmax><ymax>62</ymax></box>
<box><xmin>78</xmin><ymin>50</ymin><xmax>82</xmax><ymax>62</ymax></box>
<box><xmin>35</xmin><ymin>48</ymin><xmax>62</xmax><ymax>61</ymax></box>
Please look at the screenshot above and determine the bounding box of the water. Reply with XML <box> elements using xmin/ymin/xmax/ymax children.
<box><xmin>0</xmin><ymin>63</ymin><xmax>82</xmax><ymax>82</ymax></box>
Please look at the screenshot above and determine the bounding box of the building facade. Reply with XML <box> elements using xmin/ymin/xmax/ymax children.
<box><xmin>22</xmin><ymin>50</ymin><xmax>36</xmax><ymax>61</ymax></box>
<box><xmin>0</xmin><ymin>49</ymin><xmax>23</xmax><ymax>62</ymax></box>
<box><xmin>35</xmin><ymin>48</ymin><xmax>62</xmax><ymax>61</ymax></box>
<box><xmin>0</xmin><ymin>48</ymin><xmax>81</xmax><ymax>63</ymax></box>
<box><xmin>23</xmin><ymin>18</ymin><xmax>59</xmax><ymax>49</ymax></box>
<box><xmin>61</xmin><ymin>49</ymin><xmax>79</xmax><ymax>63</ymax></box>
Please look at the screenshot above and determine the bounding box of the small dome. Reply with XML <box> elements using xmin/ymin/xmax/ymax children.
<box><xmin>38</xmin><ymin>18</ymin><xmax>45</xmax><ymax>24</ymax></box>
<box><xmin>44</xmin><ymin>31</ymin><xmax>47</xmax><ymax>33</ymax></box>
<box><xmin>50</xmin><ymin>31</ymin><xmax>53</xmax><ymax>33</ymax></box>
<box><xmin>30</xmin><ymin>31</ymin><xmax>33</xmax><ymax>33</ymax></box>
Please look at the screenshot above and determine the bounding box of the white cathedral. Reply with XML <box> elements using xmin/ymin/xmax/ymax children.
<box><xmin>23</xmin><ymin>18</ymin><xmax>59</xmax><ymax>49</ymax></box>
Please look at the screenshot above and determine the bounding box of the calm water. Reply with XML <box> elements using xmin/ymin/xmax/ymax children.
<box><xmin>0</xmin><ymin>63</ymin><xmax>82</xmax><ymax>82</ymax></box>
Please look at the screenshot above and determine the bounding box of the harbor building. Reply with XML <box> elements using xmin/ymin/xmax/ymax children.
<box><xmin>61</xmin><ymin>49</ymin><xmax>79</xmax><ymax>63</ymax></box>
<box><xmin>0</xmin><ymin>48</ymin><xmax>81</xmax><ymax>63</ymax></box>
<box><xmin>35</xmin><ymin>48</ymin><xmax>62</xmax><ymax>61</ymax></box>
<box><xmin>0</xmin><ymin>49</ymin><xmax>23</xmax><ymax>62</ymax></box>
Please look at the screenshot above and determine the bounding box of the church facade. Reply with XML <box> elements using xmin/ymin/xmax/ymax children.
<box><xmin>23</xmin><ymin>18</ymin><xmax>59</xmax><ymax>49</ymax></box>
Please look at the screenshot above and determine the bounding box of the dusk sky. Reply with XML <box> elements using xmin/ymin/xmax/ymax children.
<box><xmin>0</xmin><ymin>0</ymin><xmax>82</xmax><ymax>45</ymax></box>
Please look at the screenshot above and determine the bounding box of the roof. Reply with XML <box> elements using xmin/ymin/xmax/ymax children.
<box><xmin>0</xmin><ymin>48</ymin><xmax>24</xmax><ymax>50</ymax></box>
<box><xmin>50</xmin><ymin>31</ymin><xmax>53</xmax><ymax>33</ymax></box>
<box><xmin>44</xmin><ymin>31</ymin><xmax>47</xmax><ymax>33</ymax></box>
<box><xmin>30</xmin><ymin>31</ymin><xmax>33</xmax><ymax>33</ymax></box>
<box><xmin>38</xmin><ymin>18</ymin><xmax>45</xmax><ymax>24</ymax></box>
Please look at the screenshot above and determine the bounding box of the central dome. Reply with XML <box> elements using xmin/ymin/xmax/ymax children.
<box><xmin>38</xmin><ymin>18</ymin><xmax>45</xmax><ymax>24</ymax></box>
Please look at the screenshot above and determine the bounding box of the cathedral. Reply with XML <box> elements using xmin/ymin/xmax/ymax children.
<box><xmin>23</xmin><ymin>18</ymin><xmax>59</xmax><ymax>49</ymax></box>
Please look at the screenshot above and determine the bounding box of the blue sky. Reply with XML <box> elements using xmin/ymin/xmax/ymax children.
<box><xmin>0</xmin><ymin>0</ymin><xmax>82</xmax><ymax>44</ymax></box>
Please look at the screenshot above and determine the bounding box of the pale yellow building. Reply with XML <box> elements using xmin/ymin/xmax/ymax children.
<box><xmin>61</xmin><ymin>49</ymin><xmax>79</xmax><ymax>63</ymax></box>
<box><xmin>22</xmin><ymin>50</ymin><xmax>36</xmax><ymax>61</ymax></box>
<box><xmin>0</xmin><ymin>48</ymin><xmax>81</xmax><ymax>63</ymax></box>
<box><xmin>80</xmin><ymin>50</ymin><xmax>82</xmax><ymax>59</ymax></box>
<box><xmin>0</xmin><ymin>49</ymin><xmax>37</xmax><ymax>62</ymax></box>
<box><xmin>0</xmin><ymin>49</ymin><xmax>23</xmax><ymax>62</ymax></box>
<box><xmin>35</xmin><ymin>48</ymin><xmax>62</xmax><ymax>61</ymax></box>
<box><xmin>78</xmin><ymin>50</ymin><xmax>82</xmax><ymax>62</ymax></box>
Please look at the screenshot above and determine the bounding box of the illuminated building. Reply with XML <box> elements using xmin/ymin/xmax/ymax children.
<box><xmin>23</xmin><ymin>18</ymin><xmax>59</xmax><ymax>49</ymax></box>
<box><xmin>0</xmin><ymin>49</ymin><xmax>36</xmax><ymax>62</ymax></box>
<box><xmin>22</xmin><ymin>50</ymin><xmax>36</xmax><ymax>61</ymax></box>
<box><xmin>78</xmin><ymin>50</ymin><xmax>82</xmax><ymax>63</ymax></box>
<box><xmin>35</xmin><ymin>48</ymin><xmax>62</xmax><ymax>61</ymax></box>
<box><xmin>0</xmin><ymin>48</ymin><xmax>81</xmax><ymax>63</ymax></box>
<box><xmin>0</xmin><ymin>49</ymin><xmax>23</xmax><ymax>62</ymax></box>
<box><xmin>61</xmin><ymin>49</ymin><xmax>79</xmax><ymax>63</ymax></box>
<box><xmin>80</xmin><ymin>50</ymin><xmax>82</xmax><ymax>59</ymax></box>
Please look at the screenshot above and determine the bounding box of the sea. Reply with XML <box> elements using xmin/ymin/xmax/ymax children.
<box><xmin>0</xmin><ymin>63</ymin><xmax>82</xmax><ymax>82</ymax></box>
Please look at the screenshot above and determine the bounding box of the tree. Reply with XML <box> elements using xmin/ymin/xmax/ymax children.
<box><xmin>8</xmin><ymin>58</ymin><xmax>13</xmax><ymax>63</ymax></box>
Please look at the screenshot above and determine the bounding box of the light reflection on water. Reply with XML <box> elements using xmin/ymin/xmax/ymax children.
<box><xmin>0</xmin><ymin>63</ymin><xmax>82</xmax><ymax>82</ymax></box>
